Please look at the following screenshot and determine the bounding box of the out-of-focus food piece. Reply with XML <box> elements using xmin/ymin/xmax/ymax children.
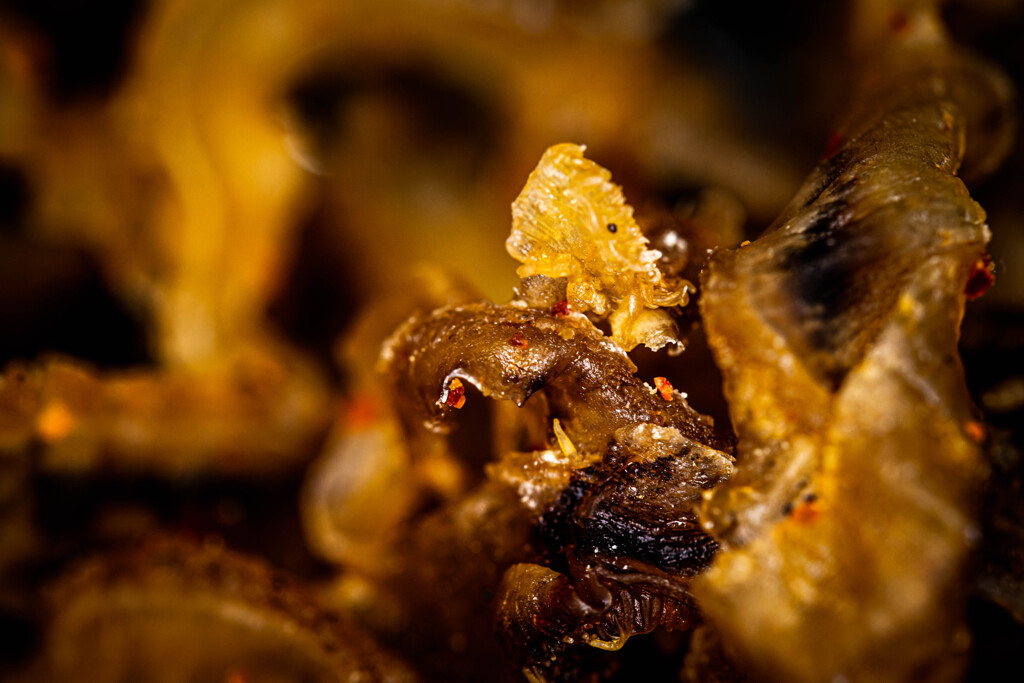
<box><xmin>283</xmin><ymin>0</ymin><xmax>807</xmax><ymax>308</ymax></box>
<box><xmin>0</xmin><ymin>0</ymin><xmax>339</xmax><ymax>481</ymax></box>
<box><xmin>21</xmin><ymin>538</ymin><xmax>417</xmax><ymax>682</ymax></box>
<box><xmin>301</xmin><ymin>267</ymin><xmax>478</xmax><ymax>569</ymax></box>
<box><xmin>110</xmin><ymin>0</ymin><xmax>337</xmax><ymax>366</ymax></box>
<box><xmin>0</xmin><ymin>353</ymin><xmax>330</xmax><ymax>477</ymax></box>
<box><xmin>691</xmin><ymin>2</ymin><xmax>1010</xmax><ymax>681</ymax></box>
<box><xmin>846</xmin><ymin>0</ymin><xmax>1016</xmax><ymax>186</ymax></box>
<box><xmin>1</xmin><ymin>0</ymin><xmax>337</xmax><ymax>367</ymax></box>
<box><xmin>507</xmin><ymin>143</ymin><xmax>692</xmax><ymax>351</ymax></box>
<box><xmin>962</xmin><ymin>310</ymin><xmax>1024</xmax><ymax>625</ymax></box>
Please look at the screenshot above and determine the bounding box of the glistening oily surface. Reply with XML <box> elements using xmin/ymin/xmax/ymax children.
<box><xmin>691</xmin><ymin>3</ymin><xmax>1003</xmax><ymax>681</ymax></box>
<box><xmin>0</xmin><ymin>0</ymin><xmax>1021</xmax><ymax>681</ymax></box>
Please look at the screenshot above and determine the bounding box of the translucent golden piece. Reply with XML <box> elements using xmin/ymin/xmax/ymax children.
<box><xmin>688</xmin><ymin>2</ymin><xmax>1009</xmax><ymax>679</ymax></box>
<box><xmin>507</xmin><ymin>143</ymin><xmax>691</xmax><ymax>351</ymax></box>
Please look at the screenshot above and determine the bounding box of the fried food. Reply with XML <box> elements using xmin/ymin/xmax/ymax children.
<box><xmin>0</xmin><ymin>352</ymin><xmax>329</xmax><ymax>477</ymax></box>
<box><xmin>0</xmin><ymin>0</ymin><xmax>1021</xmax><ymax>680</ymax></box>
<box><xmin>507</xmin><ymin>143</ymin><xmax>693</xmax><ymax>351</ymax></box>
<box><xmin>25</xmin><ymin>538</ymin><xmax>416</xmax><ymax>682</ymax></box>
<box><xmin>382</xmin><ymin>297</ymin><xmax>724</xmax><ymax>455</ymax></box>
<box><xmin>688</xmin><ymin>2</ymin><xmax>1013</xmax><ymax>680</ymax></box>
<box><xmin>333</xmin><ymin>149</ymin><xmax>736</xmax><ymax>681</ymax></box>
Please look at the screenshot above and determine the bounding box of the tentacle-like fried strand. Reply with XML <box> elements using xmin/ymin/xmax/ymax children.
<box><xmin>381</xmin><ymin>299</ymin><xmax>725</xmax><ymax>455</ymax></box>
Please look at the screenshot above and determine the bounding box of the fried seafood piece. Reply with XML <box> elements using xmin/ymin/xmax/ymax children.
<box><xmin>363</xmin><ymin>474</ymin><xmax>541</xmax><ymax>682</ymax></box>
<box><xmin>507</xmin><ymin>144</ymin><xmax>692</xmax><ymax>352</ymax></box>
<box><xmin>382</xmin><ymin>295</ymin><xmax>724</xmax><ymax>456</ymax></box>
<box><xmin>379</xmin><ymin>287</ymin><xmax>733</xmax><ymax>680</ymax></box>
<box><xmin>690</xmin><ymin>2</ymin><xmax>1011</xmax><ymax>681</ymax></box>
<box><xmin>494</xmin><ymin>426</ymin><xmax>733</xmax><ymax>682</ymax></box>
<box><xmin>301</xmin><ymin>267</ymin><xmax>480</xmax><ymax>569</ymax></box>
<box><xmin>361</xmin><ymin>413</ymin><xmax>731</xmax><ymax>682</ymax></box>
<box><xmin>20</xmin><ymin>538</ymin><xmax>416</xmax><ymax>682</ymax></box>
<box><xmin>0</xmin><ymin>353</ymin><xmax>330</xmax><ymax>477</ymax></box>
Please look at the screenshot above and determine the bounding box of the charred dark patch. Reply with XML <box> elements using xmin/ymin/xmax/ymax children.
<box><xmin>801</xmin><ymin>147</ymin><xmax>855</xmax><ymax>209</ymax></box>
<box><xmin>621</xmin><ymin>457</ymin><xmax>677</xmax><ymax>486</ymax></box>
<box><xmin>538</xmin><ymin>457</ymin><xmax>718</xmax><ymax>577</ymax></box>
<box><xmin>576</xmin><ymin>502</ymin><xmax>717</xmax><ymax>574</ymax></box>
<box><xmin>780</xmin><ymin>196</ymin><xmax>861</xmax><ymax>350</ymax></box>
<box><xmin>537</xmin><ymin>469</ymin><xmax>600</xmax><ymax>563</ymax></box>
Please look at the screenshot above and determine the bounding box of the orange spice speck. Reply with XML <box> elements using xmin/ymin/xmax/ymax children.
<box><xmin>739</xmin><ymin>240</ymin><xmax>751</xmax><ymax>248</ymax></box>
<box><xmin>653</xmin><ymin>377</ymin><xmax>674</xmax><ymax>401</ymax></box>
<box><xmin>37</xmin><ymin>401</ymin><xmax>76</xmax><ymax>443</ymax></box>
<box><xmin>343</xmin><ymin>394</ymin><xmax>379</xmax><ymax>429</ymax></box>
<box><xmin>792</xmin><ymin>501</ymin><xmax>821</xmax><ymax>525</ymax></box>
<box><xmin>965</xmin><ymin>254</ymin><xmax>995</xmax><ymax>300</ymax></box>
<box><xmin>965</xmin><ymin>420</ymin><xmax>986</xmax><ymax>443</ymax></box>
<box><xmin>445</xmin><ymin>378</ymin><xmax>467</xmax><ymax>409</ymax></box>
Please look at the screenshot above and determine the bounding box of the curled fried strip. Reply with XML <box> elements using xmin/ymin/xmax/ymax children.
<box><xmin>29</xmin><ymin>538</ymin><xmax>416</xmax><ymax>682</ymax></box>
<box><xmin>692</xmin><ymin>2</ymin><xmax>1008</xmax><ymax>680</ymax></box>
<box><xmin>381</xmin><ymin>299</ymin><xmax>725</xmax><ymax>456</ymax></box>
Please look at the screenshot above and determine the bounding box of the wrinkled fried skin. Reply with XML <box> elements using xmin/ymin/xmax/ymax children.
<box><xmin>492</xmin><ymin>433</ymin><xmax>731</xmax><ymax>680</ymax></box>
<box><xmin>690</xmin><ymin>3</ymin><xmax>1008</xmax><ymax>681</ymax></box>
<box><xmin>379</xmin><ymin>282</ymin><xmax>733</xmax><ymax>680</ymax></box>
<box><xmin>25</xmin><ymin>538</ymin><xmax>417</xmax><ymax>682</ymax></box>
<box><xmin>382</xmin><ymin>294</ymin><xmax>725</xmax><ymax>457</ymax></box>
<box><xmin>1</xmin><ymin>1</ymin><xmax>1018</xmax><ymax>681</ymax></box>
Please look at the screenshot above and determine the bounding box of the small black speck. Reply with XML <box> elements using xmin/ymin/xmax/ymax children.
<box><xmin>782</xmin><ymin>501</ymin><xmax>795</xmax><ymax>516</ymax></box>
<box><xmin>607</xmin><ymin>223</ymin><xmax>617</xmax><ymax>233</ymax></box>
<box><xmin>803</xmin><ymin>492</ymin><xmax>818</xmax><ymax>504</ymax></box>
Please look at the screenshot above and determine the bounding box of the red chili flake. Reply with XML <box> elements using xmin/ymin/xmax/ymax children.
<box><xmin>823</xmin><ymin>131</ymin><xmax>843</xmax><ymax>160</ymax></box>
<box><xmin>551</xmin><ymin>300</ymin><xmax>571</xmax><ymax>317</ymax></box>
<box><xmin>965</xmin><ymin>420</ymin><xmax>986</xmax><ymax>443</ymax></box>
<box><xmin>445</xmin><ymin>378</ymin><xmax>466</xmax><ymax>409</ymax></box>
<box><xmin>509</xmin><ymin>332</ymin><xmax>529</xmax><ymax>348</ymax></box>
<box><xmin>792</xmin><ymin>501</ymin><xmax>822</xmax><ymax>525</ymax></box>
<box><xmin>888</xmin><ymin>9</ymin><xmax>909</xmax><ymax>35</ymax></box>
<box><xmin>965</xmin><ymin>254</ymin><xmax>995</xmax><ymax>300</ymax></box>
<box><xmin>343</xmin><ymin>394</ymin><xmax>378</xmax><ymax>429</ymax></box>
<box><xmin>653</xmin><ymin>376</ymin><xmax>673</xmax><ymax>401</ymax></box>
